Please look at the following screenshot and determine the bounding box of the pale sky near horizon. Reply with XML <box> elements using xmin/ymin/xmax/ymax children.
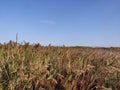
<box><xmin>0</xmin><ymin>0</ymin><xmax>120</xmax><ymax>47</ymax></box>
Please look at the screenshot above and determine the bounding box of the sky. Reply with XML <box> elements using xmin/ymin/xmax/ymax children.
<box><xmin>0</xmin><ymin>0</ymin><xmax>120</xmax><ymax>47</ymax></box>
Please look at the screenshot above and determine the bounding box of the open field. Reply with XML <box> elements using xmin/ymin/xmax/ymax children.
<box><xmin>0</xmin><ymin>41</ymin><xmax>120</xmax><ymax>90</ymax></box>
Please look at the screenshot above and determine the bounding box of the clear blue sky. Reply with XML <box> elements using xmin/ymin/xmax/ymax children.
<box><xmin>0</xmin><ymin>0</ymin><xmax>120</xmax><ymax>47</ymax></box>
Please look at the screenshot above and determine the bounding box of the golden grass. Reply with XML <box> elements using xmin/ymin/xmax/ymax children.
<box><xmin>0</xmin><ymin>41</ymin><xmax>120</xmax><ymax>90</ymax></box>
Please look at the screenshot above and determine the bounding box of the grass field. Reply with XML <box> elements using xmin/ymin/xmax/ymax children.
<box><xmin>0</xmin><ymin>41</ymin><xmax>120</xmax><ymax>90</ymax></box>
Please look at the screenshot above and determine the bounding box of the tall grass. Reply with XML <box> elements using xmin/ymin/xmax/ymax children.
<box><xmin>0</xmin><ymin>41</ymin><xmax>120</xmax><ymax>90</ymax></box>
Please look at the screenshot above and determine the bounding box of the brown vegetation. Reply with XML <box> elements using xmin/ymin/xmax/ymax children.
<box><xmin>0</xmin><ymin>41</ymin><xmax>120</xmax><ymax>90</ymax></box>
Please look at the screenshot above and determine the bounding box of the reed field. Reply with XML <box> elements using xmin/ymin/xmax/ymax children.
<box><xmin>0</xmin><ymin>41</ymin><xmax>120</xmax><ymax>90</ymax></box>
